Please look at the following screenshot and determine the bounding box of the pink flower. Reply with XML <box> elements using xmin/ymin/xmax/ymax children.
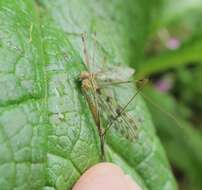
<box><xmin>166</xmin><ymin>38</ymin><xmax>180</xmax><ymax>49</ymax></box>
<box><xmin>155</xmin><ymin>79</ymin><xmax>173</xmax><ymax>92</ymax></box>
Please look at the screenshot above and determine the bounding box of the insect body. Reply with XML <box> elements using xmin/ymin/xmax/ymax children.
<box><xmin>80</xmin><ymin>71</ymin><xmax>100</xmax><ymax>127</ymax></box>
<box><xmin>79</xmin><ymin>33</ymin><xmax>141</xmax><ymax>159</ymax></box>
<box><xmin>80</xmin><ymin>71</ymin><xmax>105</xmax><ymax>158</ymax></box>
<box><xmin>79</xmin><ymin>68</ymin><xmax>141</xmax><ymax>160</ymax></box>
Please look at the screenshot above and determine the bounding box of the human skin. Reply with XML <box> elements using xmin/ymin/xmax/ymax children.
<box><xmin>72</xmin><ymin>163</ymin><xmax>142</xmax><ymax>190</ymax></box>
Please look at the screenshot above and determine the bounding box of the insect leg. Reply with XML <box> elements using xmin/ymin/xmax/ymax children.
<box><xmin>81</xmin><ymin>33</ymin><xmax>91</xmax><ymax>70</ymax></box>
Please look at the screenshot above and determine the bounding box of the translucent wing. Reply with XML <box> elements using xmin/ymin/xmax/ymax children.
<box><xmin>98</xmin><ymin>92</ymin><xmax>139</xmax><ymax>141</ymax></box>
<box><xmin>96</xmin><ymin>65</ymin><xmax>135</xmax><ymax>82</ymax></box>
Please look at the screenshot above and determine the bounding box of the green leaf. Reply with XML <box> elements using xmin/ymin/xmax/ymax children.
<box><xmin>157</xmin><ymin>0</ymin><xmax>202</xmax><ymax>27</ymax></box>
<box><xmin>143</xmin><ymin>86</ymin><xmax>202</xmax><ymax>190</ymax></box>
<box><xmin>0</xmin><ymin>0</ymin><xmax>177</xmax><ymax>190</ymax></box>
<box><xmin>136</xmin><ymin>39</ymin><xmax>202</xmax><ymax>78</ymax></box>
<box><xmin>140</xmin><ymin>0</ymin><xmax>202</xmax><ymax>79</ymax></box>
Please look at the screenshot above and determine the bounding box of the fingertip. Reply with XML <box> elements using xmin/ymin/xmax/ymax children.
<box><xmin>72</xmin><ymin>163</ymin><xmax>142</xmax><ymax>190</ymax></box>
<box><xmin>72</xmin><ymin>162</ymin><xmax>126</xmax><ymax>190</ymax></box>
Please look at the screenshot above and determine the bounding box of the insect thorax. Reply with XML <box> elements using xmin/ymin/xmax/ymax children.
<box><xmin>79</xmin><ymin>71</ymin><xmax>92</xmax><ymax>80</ymax></box>
<box><xmin>80</xmin><ymin>71</ymin><xmax>99</xmax><ymax>92</ymax></box>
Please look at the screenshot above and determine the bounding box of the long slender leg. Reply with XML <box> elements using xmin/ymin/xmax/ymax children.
<box><xmin>100</xmin><ymin>129</ymin><xmax>105</xmax><ymax>161</ymax></box>
<box><xmin>81</xmin><ymin>33</ymin><xmax>91</xmax><ymax>70</ymax></box>
<box><xmin>92</xmin><ymin>32</ymin><xmax>97</xmax><ymax>71</ymax></box>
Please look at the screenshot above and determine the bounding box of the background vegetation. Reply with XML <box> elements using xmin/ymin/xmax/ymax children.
<box><xmin>136</xmin><ymin>1</ymin><xmax>202</xmax><ymax>190</ymax></box>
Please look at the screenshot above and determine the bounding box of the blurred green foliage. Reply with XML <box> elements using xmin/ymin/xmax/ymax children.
<box><xmin>142</xmin><ymin>87</ymin><xmax>202</xmax><ymax>190</ymax></box>
<box><xmin>136</xmin><ymin>0</ymin><xmax>202</xmax><ymax>189</ymax></box>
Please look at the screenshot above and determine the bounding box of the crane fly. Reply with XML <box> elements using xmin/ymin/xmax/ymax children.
<box><xmin>79</xmin><ymin>33</ymin><xmax>144</xmax><ymax>159</ymax></box>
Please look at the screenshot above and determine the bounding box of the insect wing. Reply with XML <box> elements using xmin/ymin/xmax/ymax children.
<box><xmin>98</xmin><ymin>94</ymin><xmax>138</xmax><ymax>141</ymax></box>
<box><xmin>96</xmin><ymin>66</ymin><xmax>135</xmax><ymax>82</ymax></box>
